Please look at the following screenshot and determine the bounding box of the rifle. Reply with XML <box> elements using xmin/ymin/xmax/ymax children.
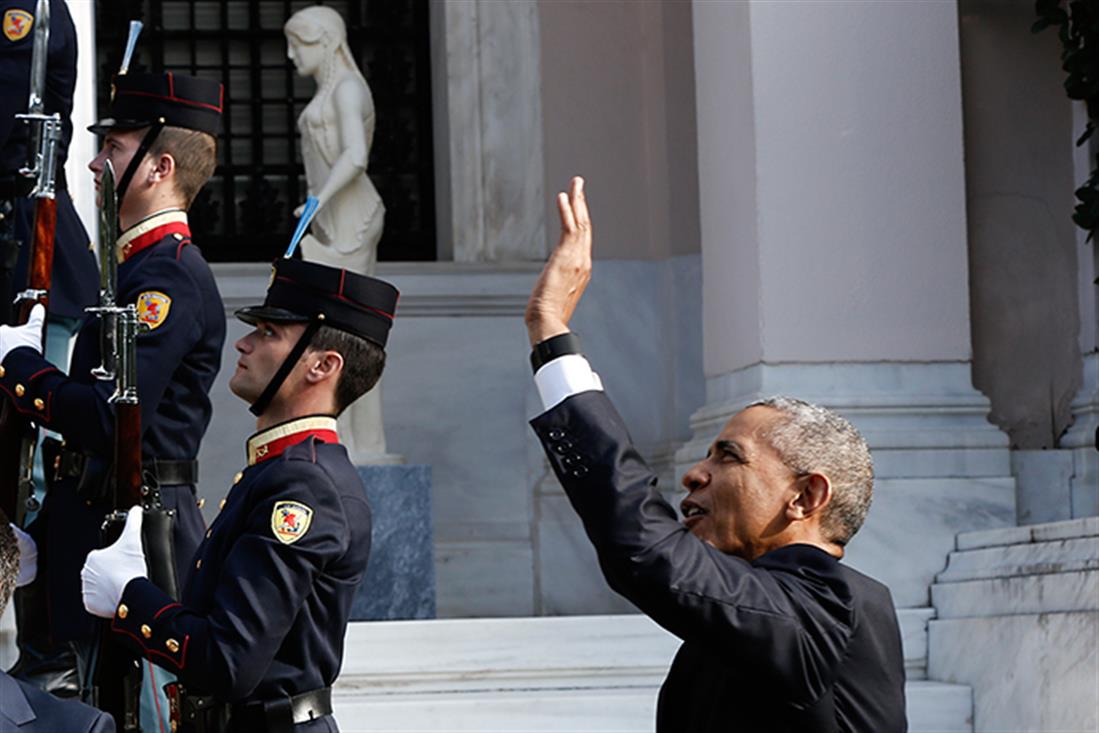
<box><xmin>0</xmin><ymin>0</ymin><xmax>62</xmax><ymax>526</ymax></box>
<box><xmin>88</xmin><ymin>158</ymin><xmax>179</xmax><ymax>733</ymax></box>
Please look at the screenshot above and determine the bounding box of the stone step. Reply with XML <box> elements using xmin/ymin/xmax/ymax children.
<box><xmin>928</xmin><ymin>517</ymin><xmax>1098</xmax><ymax>732</ymax></box>
<box><xmin>933</xmin><ymin>516</ymin><xmax>1099</xmax><ymax>618</ymax></box>
<box><xmin>333</xmin><ymin>680</ymin><xmax>973</xmax><ymax>732</ymax></box>
<box><xmin>334</xmin><ymin>614</ymin><xmax>971</xmax><ymax>732</ymax></box>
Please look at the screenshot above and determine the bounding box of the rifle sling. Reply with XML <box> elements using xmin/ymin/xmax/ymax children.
<box><xmin>249</xmin><ymin>317</ymin><xmax>323</xmax><ymax>417</ymax></box>
<box><xmin>115</xmin><ymin>120</ymin><xmax>165</xmax><ymax>206</ymax></box>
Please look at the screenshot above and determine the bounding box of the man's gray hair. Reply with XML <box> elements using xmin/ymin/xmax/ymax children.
<box><xmin>747</xmin><ymin>396</ymin><xmax>874</xmax><ymax>546</ymax></box>
<box><xmin>0</xmin><ymin>513</ymin><xmax>18</xmax><ymax>616</ymax></box>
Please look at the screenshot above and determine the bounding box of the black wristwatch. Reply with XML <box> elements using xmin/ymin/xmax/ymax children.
<box><xmin>530</xmin><ymin>332</ymin><xmax>583</xmax><ymax>374</ymax></box>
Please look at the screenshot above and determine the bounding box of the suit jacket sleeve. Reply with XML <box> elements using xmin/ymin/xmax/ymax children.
<box><xmin>530</xmin><ymin>390</ymin><xmax>855</xmax><ymax>705</ymax></box>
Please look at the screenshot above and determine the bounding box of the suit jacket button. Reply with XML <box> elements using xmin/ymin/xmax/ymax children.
<box><xmin>572</xmin><ymin>466</ymin><xmax>589</xmax><ymax>478</ymax></box>
<box><xmin>141</xmin><ymin>624</ymin><xmax>152</xmax><ymax>639</ymax></box>
<box><xmin>548</xmin><ymin>429</ymin><xmax>565</xmax><ymax>441</ymax></box>
<box><xmin>553</xmin><ymin>441</ymin><xmax>573</xmax><ymax>454</ymax></box>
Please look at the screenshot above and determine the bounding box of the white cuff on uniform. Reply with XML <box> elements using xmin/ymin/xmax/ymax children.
<box><xmin>534</xmin><ymin>354</ymin><xmax>603</xmax><ymax>411</ymax></box>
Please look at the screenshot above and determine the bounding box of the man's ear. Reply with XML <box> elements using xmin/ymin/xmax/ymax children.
<box><xmin>305</xmin><ymin>350</ymin><xmax>343</xmax><ymax>386</ymax></box>
<box><xmin>786</xmin><ymin>473</ymin><xmax>832</xmax><ymax>522</ymax></box>
<box><xmin>149</xmin><ymin>152</ymin><xmax>176</xmax><ymax>184</ymax></box>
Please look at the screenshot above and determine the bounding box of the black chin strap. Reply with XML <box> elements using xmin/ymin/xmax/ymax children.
<box><xmin>115</xmin><ymin>119</ymin><xmax>166</xmax><ymax>206</ymax></box>
<box><xmin>249</xmin><ymin>316</ymin><xmax>324</xmax><ymax>417</ymax></box>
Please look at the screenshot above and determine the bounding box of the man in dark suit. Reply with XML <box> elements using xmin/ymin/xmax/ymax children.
<box><xmin>0</xmin><ymin>512</ymin><xmax>114</xmax><ymax>732</ymax></box>
<box><xmin>524</xmin><ymin>177</ymin><xmax>907</xmax><ymax>732</ymax></box>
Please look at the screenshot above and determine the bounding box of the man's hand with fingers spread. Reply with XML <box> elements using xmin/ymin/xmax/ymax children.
<box><xmin>525</xmin><ymin>176</ymin><xmax>593</xmax><ymax>346</ymax></box>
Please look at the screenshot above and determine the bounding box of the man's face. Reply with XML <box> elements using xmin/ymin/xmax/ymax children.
<box><xmin>88</xmin><ymin>128</ymin><xmax>146</xmax><ymax>206</ymax></box>
<box><xmin>229</xmin><ymin>320</ymin><xmax>307</xmax><ymax>405</ymax></box>
<box><xmin>679</xmin><ymin>406</ymin><xmax>801</xmax><ymax>559</ymax></box>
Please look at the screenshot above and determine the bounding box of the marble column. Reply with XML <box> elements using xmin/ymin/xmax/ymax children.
<box><xmin>431</xmin><ymin>0</ymin><xmax>546</xmax><ymax>263</ymax></box>
<box><xmin>1062</xmin><ymin>104</ymin><xmax>1099</xmax><ymax>518</ymax></box>
<box><xmin>682</xmin><ymin>0</ymin><xmax>1014</xmax><ymax>606</ymax></box>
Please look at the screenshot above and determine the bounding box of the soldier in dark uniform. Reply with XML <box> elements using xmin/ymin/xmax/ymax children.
<box><xmin>0</xmin><ymin>0</ymin><xmax>98</xmax><ymax>696</ymax></box>
<box><xmin>79</xmin><ymin>258</ymin><xmax>397</xmax><ymax>733</ymax></box>
<box><xmin>0</xmin><ymin>71</ymin><xmax>226</xmax><ymax>724</ymax></box>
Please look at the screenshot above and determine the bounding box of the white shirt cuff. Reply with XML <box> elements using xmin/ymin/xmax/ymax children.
<box><xmin>534</xmin><ymin>354</ymin><xmax>604</xmax><ymax>411</ymax></box>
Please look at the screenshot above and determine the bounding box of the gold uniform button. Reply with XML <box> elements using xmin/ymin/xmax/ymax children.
<box><xmin>141</xmin><ymin>624</ymin><xmax>152</xmax><ymax>639</ymax></box>
<box><xmin>218</xmin><ymin>498</ymin><xmax>226</xmax><ymax>510</ymax></box>
<box><xmin>0</xmin><ymin>365</ymin><xmax>5</xmax><ymax>377</ymax></box>
<box><xmin>165</xmin><ymin>638</ymin><xmax>180</xmax><ymax>653</ymax></box>
<box><xmin>14</xmin><ymin>384</ymin><xmax>24</xmax><ymax>397</ymax></box>
<box><xmin>195</xmin><ymin>559</ymin><xmax>202</xmax><ymax>570</ymax></box>
<box><xmin>206</xmin><ymin>528</ymin><xmax>212</xmax><ymax>538</ymax></box>
<box><xmin>117</xmin><ymin>604</ymin><xmax>129</xmax><ymax>619</ymax></box>
<box><xmin>33</xmin><ymin>398</ymin><xmax>44</xmax><ymax>410</ymax></box>
<box><xmin>196</xmin><ymin>498</ymin><xmax>205</xmax><ymax>509</ymax></box>
<box><xmin>232</xmin><ymin>471</ymin><xmax>244</xmax><ymax>484</ymax></box>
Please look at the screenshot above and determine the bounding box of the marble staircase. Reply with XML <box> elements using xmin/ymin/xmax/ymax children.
<box><xmin>333</xmin><ymin>612</ymin><xmax>973</xmax><ymax>732</ymax></box>
<box><xmin>928</xmin><ymin>517</ymin><xmax>1099</xmax><ymax>732</ymax></box>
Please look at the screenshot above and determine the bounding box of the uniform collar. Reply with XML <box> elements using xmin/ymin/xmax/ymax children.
<box><xmin>246</xmin><ymin>415</ymin><xmax>339</xmax><ymax>466</ymax></box>
<box><xmin>116</xmin><ymin>209</ymin><xmax>190</xmax><ymax>263</ymax></box>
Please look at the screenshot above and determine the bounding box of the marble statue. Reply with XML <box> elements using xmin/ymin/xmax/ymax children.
<box><xmin>285</xmin><ymin>5</ymin><xmax>395</xmax><ymax>464</ymax></box>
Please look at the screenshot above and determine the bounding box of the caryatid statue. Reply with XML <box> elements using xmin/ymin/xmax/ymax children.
<box><xmin>285</xmin><ymin>5</ymin><xmax>394</xmax><ymax>463</ymax></box>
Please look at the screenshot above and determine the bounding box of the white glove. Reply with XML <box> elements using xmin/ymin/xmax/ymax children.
<box><xmin>10</xmin><ymin>523</ymin><xmax>36</xmax><ymax>587</ymax></box>
<box><xmin>0</xmin><ymin>303</ymin><xmax>45</xmax><ymax>362</ymax></box>
<box><xmin>81</xmin><ymin>506</ymin><xmax>147</xmax><ymax>618</ymax></box>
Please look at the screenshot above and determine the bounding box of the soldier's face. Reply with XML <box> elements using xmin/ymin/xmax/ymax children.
<box><xmin>230</xmin><ymin>320</ymin><xmax>308</xmax><ymax>404</ymax></box>
<box><xmin>679</xmin><ymin>407</ymin><xmax>804</xmax><ymax>560</ymax></box>
<box><xmin>88</xmin><ymin>130</ymin><xmax>144</xmax><ymax>205</ymax></box>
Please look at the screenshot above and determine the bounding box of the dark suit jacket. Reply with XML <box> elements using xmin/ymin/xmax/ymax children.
<box><xmin>531</xmin><ymin>391</ymin><xmax>907</xmax><ymax>732</ymax></box>
<box><xmin>0</xmin><ymin>670</ymin><xmax>114</xmax><ymax>732</ymax></box>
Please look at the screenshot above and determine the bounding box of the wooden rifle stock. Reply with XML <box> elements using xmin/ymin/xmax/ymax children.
<box><xmin>0</xmin><ymin>193</ymin><xmax>57</xmax><ymax>523</ymax></box>
<box><xmin>114</xmin><ymin>401</ymin><xmax>143</xmax><ymax>508</ymax></box>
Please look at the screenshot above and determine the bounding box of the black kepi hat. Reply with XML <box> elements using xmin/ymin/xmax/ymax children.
<box><xmin>236</xmin><ymin>259</ymin><xmax>399</xmax><ymax>349</ymax></box>
<box><xmin>89</xmin><ymin>72</ymin><xmax>223</xmax><ymax>136</ymax></box>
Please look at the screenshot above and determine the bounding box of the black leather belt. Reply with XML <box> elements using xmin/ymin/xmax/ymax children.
<box><xmin>42</xmin><ymin>437</ymin><xmax>199</xmax><ymax>487</ymax></box>
<box><xmin>170</xmin><ymin>685</ymin><xmax>333</xmax><ymax>733</ymax></box>
<box><xmin>233</xmin><ymin>687</ymin><xmax>333</xmax><ymax>731</ymax></box>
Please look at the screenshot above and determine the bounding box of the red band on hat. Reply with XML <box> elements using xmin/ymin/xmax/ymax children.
<box><xmin>117</xmin><ymin>88</ymin><xmax>224</xmax><ymax>114</ymax></box>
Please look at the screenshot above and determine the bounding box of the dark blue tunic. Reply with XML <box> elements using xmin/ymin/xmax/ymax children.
<box><xmin>0</xmin><ymin>215</ymin><xmax>225</xmax><ymax>642</ymax></box>
<box><xmin>109</xmin><ymin>431</ymin><xmax>371</xmax><ymax>728</ymax></box>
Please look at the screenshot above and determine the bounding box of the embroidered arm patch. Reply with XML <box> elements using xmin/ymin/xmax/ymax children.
<box><xmin>136</xmin><ymin>291</ymin><xmax>172</xmax><ymax>329</ymax></box>
<box><xmin>271</xmin><ymin>500</ymin><xmax>313</xmax><ymax>545</ymax></box>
